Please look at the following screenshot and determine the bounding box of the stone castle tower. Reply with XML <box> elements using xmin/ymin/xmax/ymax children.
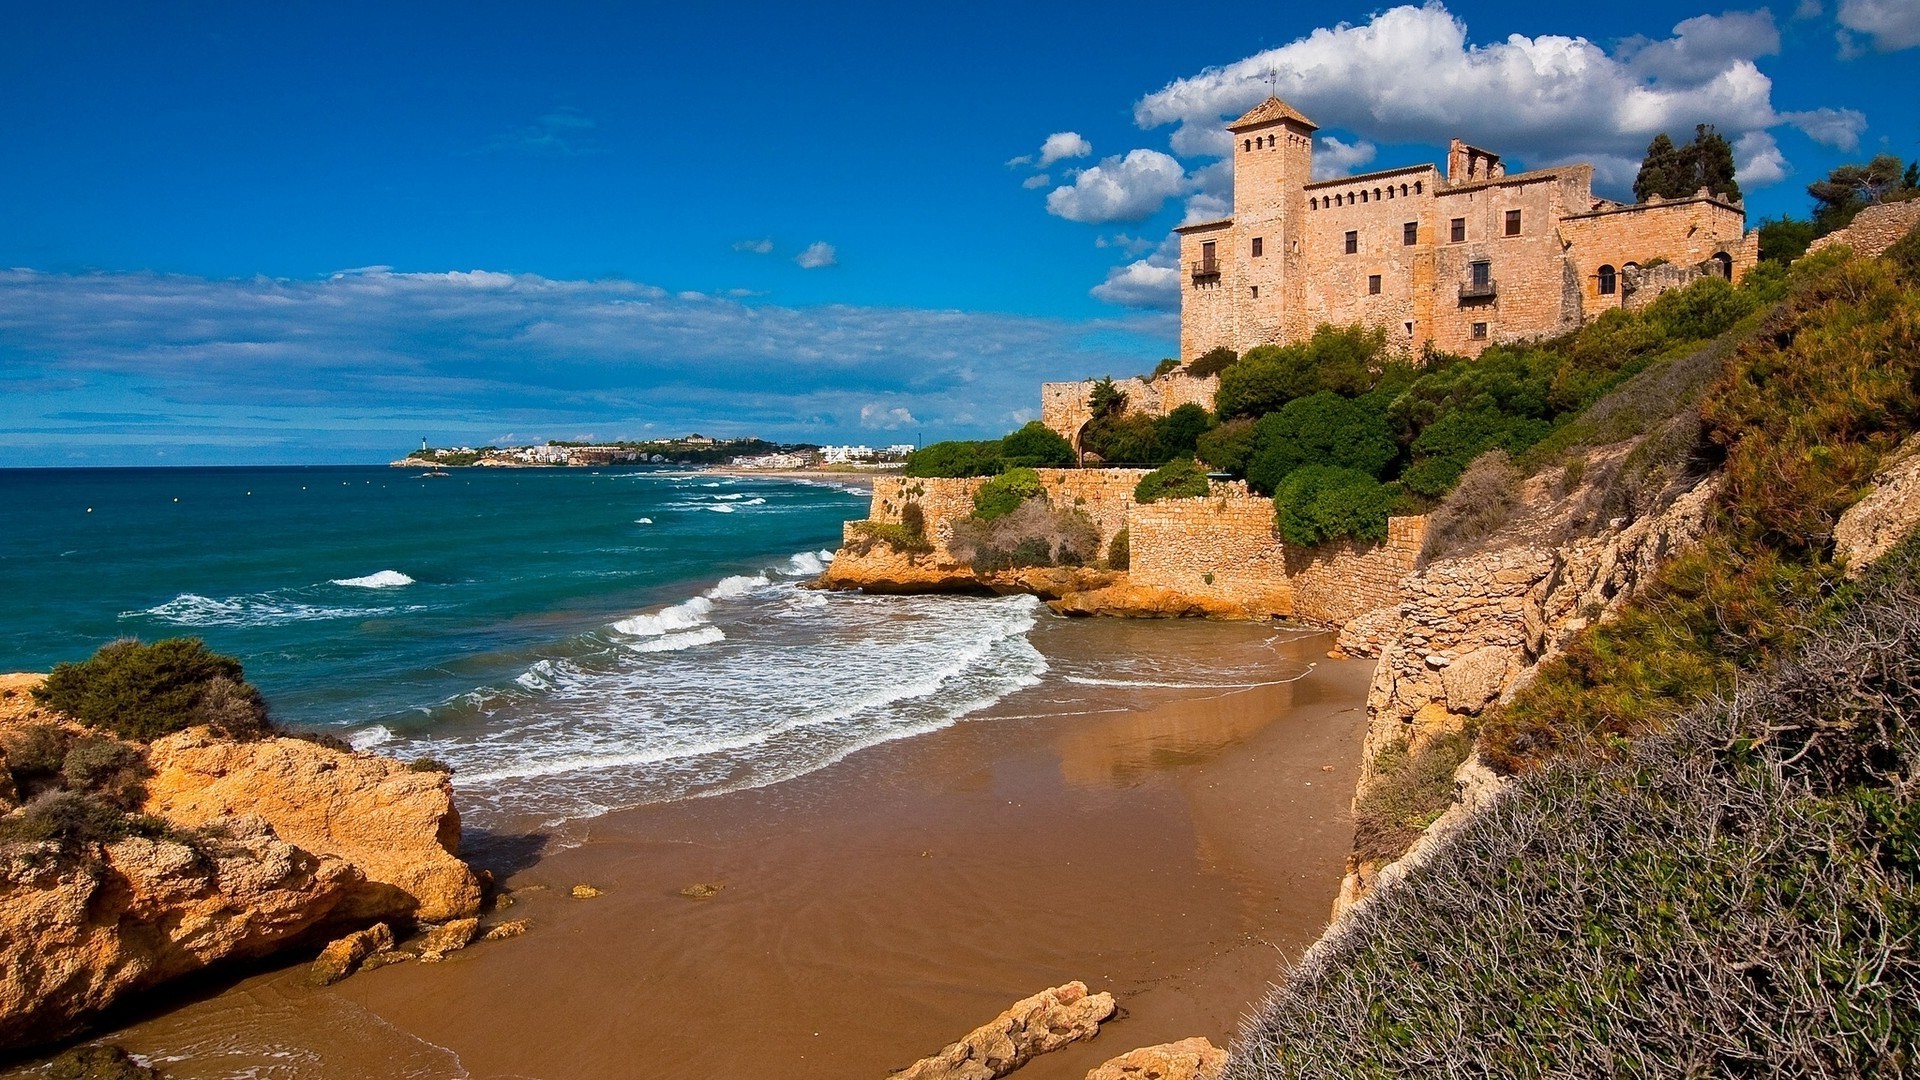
<box><xmin>1227</xmin><ymin>99</ymin><xmax>1316</xmax><ymax>346</ymax></box>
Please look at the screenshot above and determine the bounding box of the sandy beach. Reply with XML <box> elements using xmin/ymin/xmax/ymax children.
<box><xmin>20</xmin><ymin>615</ymin><xmax>1370</xmax><ymax>1079</ymax></box>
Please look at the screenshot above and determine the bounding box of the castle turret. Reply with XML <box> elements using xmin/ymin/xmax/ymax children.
<box><xmin>1227</xmin><ymin>98</ymin><xmax>1317</xmax><ymax>344</ymax></box>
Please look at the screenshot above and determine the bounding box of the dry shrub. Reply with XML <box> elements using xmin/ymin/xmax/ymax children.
<box><xmin>1350</xmin><ymin>727</ymin><xmax>1475</xmax><ymax>864</ymax></box>
<box><xmin>949</xmin><ymin>499</ymin><xmax>1099</xmax><ymax>573</ymax></box>
<box><xmin>1419</xmin><ymin>450</ymin><xmax>1522</xmax><ymax>559</ymax></box>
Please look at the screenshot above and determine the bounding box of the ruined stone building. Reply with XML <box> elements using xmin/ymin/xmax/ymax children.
<box><xmin>1176</xmin><ymin>97</ymin><xmax>1759</xmax><ymax>359</ymax></box>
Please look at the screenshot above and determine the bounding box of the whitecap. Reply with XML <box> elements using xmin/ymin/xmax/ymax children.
<box><xmin>634</xmin><ymin>517</ymin><xmax>653</xmax><ymax>525</ymax></box>
<box><xmin>611</xmin><ymin>596</ymin><xmax>713</xmax><ymax>636</ymax></box>
<box><xmin>740</xmin><ymin>497</ymin><xmax>766</xmax><ymax>506</ymax></box>
<box><xmin>706</xmin><ymin>504</ymin><xmax>736</xmax><ymax>514</ymax></box>
<box><xmin>126</xmin><ymin>593</ymin><xmax>393</xmax><ymax>628</ymax></box>
<box><xmin>331</xmin><ymin>570</ymin><xmax>415</xmax><ymax>589</ymax></box>
<box><xmin>349</xmin><ymin>725</ymin><xmax>394</xmax><ymax>750</ymax></box>
<box><xmin>713</xmin><ymin>493</ymin><xmax>747</xmax><ymax>501</ymax></box>
<box><xmin>780</xmin><ymin>549</ymin><xmax>835</xmax><ymax>576</ymax></box>
<box><xmin>625</xmin><ymin>625</ymin><xmax>726</xmax><ymax>653</ymax></box>
<box><xmin>706</xmin><ymin>574</ymin><xmax>771</xmax><ymax>599</ymax></box>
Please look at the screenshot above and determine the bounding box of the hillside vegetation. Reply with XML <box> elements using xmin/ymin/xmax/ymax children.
<box><xmin>1227</xmin><ymin>225</ymin><xmax>1920</xmax><ymax>1075</ymax></box>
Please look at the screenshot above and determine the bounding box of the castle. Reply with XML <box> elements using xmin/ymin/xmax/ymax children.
<box><xmin>1175</xmin><ymin>97</ymin><xmax>1758</xmax><ymax>359</ymax></box>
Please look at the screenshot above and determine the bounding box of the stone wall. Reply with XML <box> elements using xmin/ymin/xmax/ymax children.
<box><xmin>1127</xmin><ymin>494</ymin><xmax>1293</xmax><ymax>616</ymax></box>
<box><xmin>864</xmin><ymin>469</ymin><xmax>1153</xmax><ymax>560</ymax></box>
<box><xmin>1559</xmin><ymin>194</ymin><xmax>1755</xmax><ymax>316</ymax></box>
<box><xmin>1287</xmin><ymin>516</ymin><xmax>1427</xmax><ymax>625</ymax></box>
<box><xmin>1039</xmin><ymin>373</ymin><xmax>1219</xmax><ymax>449</ymax></box>
<box><xmin>1807</xmin><ymin>199</ymin><xmax>1920</xmax><ymax>259</ymax></box>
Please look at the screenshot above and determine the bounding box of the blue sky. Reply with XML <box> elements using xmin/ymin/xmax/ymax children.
<box><xmin>3</xmin><ymin>0</ymin><xmax>1916</xmax><ymax>465</ymax></box>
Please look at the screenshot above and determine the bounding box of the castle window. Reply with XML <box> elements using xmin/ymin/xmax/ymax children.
<box><xmin>1251</xmin><ymin>285</ymin><xmax>1260</xmax><ymax>298</ymax></box>
<box><xmin>1251</xmin><ymin>237</ymin><xmax>1264</xmax><ymax>257</ymax></box>
<box><xmin>1374</xmin><ymin>188</ymin><xmax>1382</xmax><ymax>201</ymax></box>
<box><xmin>1387</xmin><ymin>186</ymin><xmax>1395</xmax><ymax>199</ymax></box>
<box><xmin>1310</xmin><ymin>198</ymin><xmax>1319</xmax><ymax>210</ymax></box>
<box><xmin>1360</xmin><ymin>190</ymin><xmax>1368</xmax><ymax>203</ymax></box>
<box><xmin>1345</xmin><ymin>230</ymin><xmax>1358</xmax><ymax>254</ymax></box>
<box><xmin>1597</xmin><ymin>264</ymin><xmax>1617</xmax><ymax>295</ymax></box>
<box><xmin>1472</xmin><ymin>322</ymin><xmax>1488</xmax><ymax>340</ymax></box>
<box><xmin>1403</xmin><ymin>222</ymin><xmax>1418</xmax><ymax>245</ymax></box>
<box><xmin>1414</xmin><ymin>181</ymin><xmax>1422</xmax><ymax>194</ymax></box>
<box><xmin>1450</xmin><ymin>217</ymin><xmax>1466</xmax><ymax>243</ymax></box>
<box><xmin>1402</xmin><ymin>184</ymin><xmax>1410</xmax><ymax>196</ymax></box>
<box><xmin>1470</xmin><ymin>260</ymin><xmax>1491</xmax><ymax>288</ymax></box>
<box><xmin>1244</xmin><ymin>139</ymin><xmax>1252</xmax><ymax>152</ymax></box>
<box><xmin>1368</xmin><ymin>275</ymin><xmax>1382</xmax><ymax>295</ymax></box>
<box><xmin>1505</xmin><ymin>209</ymin><xmax>1522</xmax><ymax>236</ymax></box>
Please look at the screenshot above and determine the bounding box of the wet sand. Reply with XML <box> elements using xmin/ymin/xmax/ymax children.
<box><xmin>42</xmin><ymin>619</ymin><xmax>1371</xmax><ymax>1079</ymax></box>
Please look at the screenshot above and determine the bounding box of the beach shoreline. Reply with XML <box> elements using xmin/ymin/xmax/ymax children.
<box><xmin>31</xmin><ymin>613</ymin><xmax>1369</xmax><ymax>1079</ymax></box>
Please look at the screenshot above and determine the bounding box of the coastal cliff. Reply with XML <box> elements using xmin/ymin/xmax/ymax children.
<box><xmin>0</xmin><ymin>673</ymin><xmax>482</xmax><ymax>1051</ymax></box>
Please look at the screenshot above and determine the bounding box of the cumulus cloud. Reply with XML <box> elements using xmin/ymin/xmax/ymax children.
<box><xmin>1095</xmin><ymin>234</ymin><xmax>1158</xmax><ymax>255</ymax></box>
<box><xmin>1022</xmin><ymin>173</ymin><xmax>1052</xmax><ymax>189</ymax></box>
<box><xmin>733</xmin><ymin>238</ymin><xmax>775</xmax><ymax>254</ymax></box>
<box><xmin>1734</xmin><ymin>130</ymin><xmax>1790</xmax><ymax>185</ymax></box>
<box><xmin>1838</xmin><ymin>0</ymin><xmax>1920</xmax><ymax>52</ymax></box>
<box><xmin>1133</xmin><ymin>5</ymin><xmax>1831</xmax><ymax>181</ymax></box>
<box><xmin>0</xmin><ymin>268</ymin><xmax>1174</xmax><ymax>465</ymax></box>
<box><xmin>1781</xmin><ymin>106</ymin><xmax>1868</xmax><ymax>150</ymax></box>
<box><xmin>795</xmin><ymin>242</ymin><xmax>837</xmax><ymax>269</ymax></box>
<box><xmin>1091</xmin><ymin>236</ymin><xmax>1182</xmax><ymax>311</ymax></box>
<box><xmin>1037</xmin><ymin>131</ymin><xmax>1094</xmax><ymax>167</ymax></box>
<box><xmin>1045</xmin><ymin>149</ymin><xmax>1189</xmax><ymax>223</ymax></box>
<box><xmin>1311</xmin><ymin>135</ymin><xmax>1378</xmax><ymax>180</ymax></box>
<box><xmin>859</xmin><ymin>403</ymin><xmax>917</xmax><ymax>429</ymax></box>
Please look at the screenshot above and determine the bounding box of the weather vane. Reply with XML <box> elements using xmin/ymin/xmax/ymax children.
<box><xmin>1266</xmin><ymin>65</ymin><xmax>1280</xmax><ymax>97</ymax></box>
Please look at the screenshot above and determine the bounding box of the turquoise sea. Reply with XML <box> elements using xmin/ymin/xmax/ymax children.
<box><xmin>1</xmin><ymin>465</ymin><xmax>1054</xmax><ymax>828</ymax></box>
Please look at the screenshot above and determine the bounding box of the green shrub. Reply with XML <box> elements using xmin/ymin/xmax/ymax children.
<box><xmin>59</xmin><ymin>735</ymin><xmax>151</xmax><ymax>810</ymax></box>
<box><xmin>904</xmin><ymin>440</ymin><xmax>1002</xmax><ymax>478</ymax></box>
<box><xmin>1401</xmin><ymin>407</ymin><xmax>1552</xmax><ymax>498</ymax></box>
<box><xmin>1149</xmin><ymin>357</ymin><xmax>1181</xmax><ymax>379</ymax></box>
<box><xmin>408</xmin><ymin>757</ymin><xmax>454</xmax><ymax>774</ymax></box>
<box><xmin>1186</xmin><ymin>345</ymin><xmax>1239</xmax><ymax>378</ymax></box>
<box><xmin>3</xmin><ymin>723</ymin><xmax>71</xmax><ymax>798</ymax></box>
<box><xmin>1246</xmin><ymin>391</ymin><xmax>1397</xmax><ymax>496</ymax></box>
<box><xmin>286</xmin><ymin>729</ymin><xmax>353</xmax><ymax>753</ymax></box>
<box><xmin>1274</xmin><ymin>466</ymin><xmax>1396</xmax><ymax>547</ymax></box>
<box><xmin>971</xmin><ymin>467</ymin><xmax>1043</xmax><ymax>521</ymax></box>
<box><xmin>0</xmin><ymin>790</ymin><xmax>165</xmax><ymax>848</ymax></box>
<box><xmin>1153</xmin><ymin>404</ymin><xmax>1215</xmax><ymax>459</ymax></box>
<box><xmin>1214</xmin><ymin>344</ymin><xmax>1321</xmax><ymax>419</ymax></box>
<box><xmin>950</xmin><ymin>500</ymin><xmax>1099</xmax><ymax>573</ymax></box>
<box><xmin>1087</xmin><ymin>375</ymin><xmax>1127</xmax><ymax>417</ymax></box>
<box><xmin>848</xmin><ymin>520</ymin><xmax>933</xmax><ymax>555</ymax></box>
<box><xmin>1350</xmin><ymin>727</ymin><xmax>1475</xmax><ymax>864</ymax></box>
<box><xmin>1134</xmin><ymin>459</ymin><xmax>1211</xmax><ymax>504</ymax></box>
<box><xmin>997</xmin><ymin>421</ymin><xmax>1074</xmax><ymax>468</ymax></box>
<box><xmin>34</xmin><ymin>638</ymin><xmax>270</xmax><ymax>742</ymax></box>
<box><xmin>46</xmin><ymin>1045</ymin><xmax>157</xmax><ymax>1080</ymax></box>
<box><xmin>1079</xmin><ymin>413</ymin><xmax>1165</xmax><ymax>465</ymax></box>
<box><xmin>1195</xmin><ymin>418</ymin><xmax>1258</xmax><ymax>476</ymax></box>
<box><xmin>1107</xmin><ymin>528</ymin><xmax>1130</xmax><ymax>570</ymax></box>
<box><xmin>899</xmin><ymin>501</ymin><xmax>926</xmax><ymax>540</ymax></box>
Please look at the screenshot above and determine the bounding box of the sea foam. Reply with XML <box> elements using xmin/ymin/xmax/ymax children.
<box><xmin>611</xmin><ymin>596</ymin><xmax>713</xmax><ymax>637</ymax></box>
<box><xmin>331</xmin><ymin>570</ymin><xmax>415</xmax><ymax>589</ymax></box>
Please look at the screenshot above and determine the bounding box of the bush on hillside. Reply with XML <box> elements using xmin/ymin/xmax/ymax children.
<box><xmin>1274</xmin><ymin>466</ymin><xmax>1396</xmax><ymax>547</ymax></box>
<box><xmin>1214</xmin><ymin>325</ymin><xmax>1394</xmax><ymax>419</ymax></box>
<box><xmin>34</xmin><ymin>638</ymin><xmax>271</xmax><ymax>742</ymax></box>
<box><xmin>1419</xmin><ymin>450</ymin><xmax>1523</xmax><ymax>559</ymax></box>
<box><xmin>1246</xmin><ymin>391</ymin><xmax>1398</xmax><ymax>496</ymax></box>
<box><xmin>1079</xmin><ymin>413</ymin><xmax>1164</xmax><ymax>465</ymax></box>
<box><xmin>1349</xmin><ymin>726</ymin><xmax>1475</xmax><ymax>864</ymax></box>
<box><xmin>1149</xmin><ymin>357</ymin><xmax>1181</xmax><ymax>379</ymax></box>
<box><xmin>1154</xmin><ymin>404</ymin><xmax>1215</xmax><ymax>460</ymax></box>
<box><xmin>970</xmin><ymin>467</ymin><xmax>1044</xmax><ymax>522</ymax></box>
<box><xmin>1400</xmin><ymin>407</ymin><xmax>1553</xmax><ymax>498</ymax></box>
<box><xmin>1134</xmin><ymin>459</ymin><xmax>1211</xmax><ymax>504</ymax></box>
<box><xmin>1106</xmin><ymin>528</ymin><xmax>1130</xmax><ymax>571</ymax></box>
<box><xmin>1186</xmin><ymin>346</ymin><xmax>1239</xmax><ymax>378</ymax></box>
<box><xmin>949</xmin><ymin>499</ymin><xmax>1099</xmax><ymax>573</ymax></box>
<box><xmin>1195</xmin><ymin>418</ymin><xmax>1258</xmax><ymax>477</ymax></box>
<box><xmin>998</xmin><ymin>422</ymin><xmax>1075</xmax><ymax>469</ymax></box>
<box><xmin>904</xmin><ymin>440</ymin><xmax>1003</xmax><ymax>478</ymax></box>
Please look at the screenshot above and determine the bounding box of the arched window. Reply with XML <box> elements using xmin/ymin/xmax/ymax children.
<box><xmin>1360</xmin><ymin>190</ymin><xmax>1369</xmax><ymax>203</ymax></box>
<box><xmin>1414</xmin><ymin>181</ymin><xmax>1422</xmax><ymax>194</ymax></box>
<box><xmin>1310</xmin><ymin>197</ymin><xmax>1318</xmax><ymax>210</ymax></box>
<box><xmin>1402</xmin><ymin>184</ymin><xmax>1410</xmax><ymax>196</ymax></box>
<box><xmin>1597</xmin><ymin>264</ymin><xmax>1616</xmax><ymax>295</ymax></box>
<box><xmin>1713</xmin><ymin>252</ymin><xmax>1733</xmax><ymax>279</ymax></box>
<box><xmin>1244</xmin><ymin>139</ymin><xmax>1251</xmax><ymax>152</ymax></box>
<box><xmin>1387</xmin><ymin>186</ymin><xmax>1395</xmax><ymax>199</ymax></box>
<box><xmin>1374</xmin><ymin>188</ymin><xmax>1382</xmax><ymax>201</ymax></box>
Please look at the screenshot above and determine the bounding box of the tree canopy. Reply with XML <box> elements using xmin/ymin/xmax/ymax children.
<box><xmin>1633</xmin><ymin>124</ymin><xmax>1740</xmax><ymax>204</ymax></box>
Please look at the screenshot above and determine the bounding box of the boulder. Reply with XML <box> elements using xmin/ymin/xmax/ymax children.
<box><xmin>0</xmin><ymin>816</ymin><xmax>362</xmax><ymax>1050</ymax></box>
<box><xmin>1440</xmin><ymin>646</ymin><xmax>1511</xmax><ymax>715</ymax></box>
<box><xmin>893</xmin><ymin>981</ymin><xmax>1116</xmax><ymax>1080</ymax></box>
<box><xmin>307</xmin><ymin>922</ymin><xmax>394</xmax><ymax>987</ymax></box>
<box><xmin>1834</xmin><ymin>435</ymin><xmax>1920</xmax><ymax>577</ymax></box>
<box><xmin>416</xmin><ymin>917</ymin><xmax>479</xmax><ymax>962</ymax></box>
<box><xmin>1085</xmin><ymin>1037</ymin><xmax>1228</xmax><ymax>1080</ymax></box>
<box><xmin>479</xmin><ymin>919</ymin><xmax>529</xmax><ymax>942</ymax></box>
<box><xmin>144</xmin><ymin>728</ymin><xmax>481</xmax><ymax>922</ymax></box>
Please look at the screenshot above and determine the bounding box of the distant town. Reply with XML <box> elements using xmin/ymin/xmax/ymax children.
<box><xmin>393</xmin><ymin>434</ymin><xmax>917</xmax><ymax>471</ymax></box>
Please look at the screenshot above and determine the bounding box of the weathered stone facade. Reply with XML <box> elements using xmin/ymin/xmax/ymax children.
<box><xmin>1039</xmin><ymin>372</ymin><xmax>1218</xmax><ymax>448</ymax></box>
<box><xmin>1177</xmin><ymin>99</ymin><xmax>1758</xmax><ymax>360</ymax></box>
<box><xmin>1806</xmin><ymin>199</ymin><xmax>1920</xmax><ymax>260</ymax></box>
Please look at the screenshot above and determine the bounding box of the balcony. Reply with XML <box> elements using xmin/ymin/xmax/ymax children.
<box><xmin>1190</xmin><ymin>260</ymin><xmax>1222</xmax><ymax>283</ymax></box>
<box><xmin>1459</xmin><ymin>277</ymin><xmax>1497</xmax><ymax>301</ymax></box>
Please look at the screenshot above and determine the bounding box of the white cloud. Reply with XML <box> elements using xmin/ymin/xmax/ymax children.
<box><xmin>1311</xmin><ymin>136</ymin><xmax>1378</xmax><ymax>180</ymax></box>
<box><xmin>1838</xmin><ymin>0</ymin><xmax>1920</xmax><ymax>52</ymax></box>
<box><xmin>733</xmin><ymin>238</ymin><xmax>774</xmax><ymax>254</ymax></box>
<box><xmin>0</xmin><ymin>267</ymin><xmax>1176</xmax><ymax>464</ymax></box>
<box><xmin>1132</xmin><ymin>5</ymin><xmax>1824</xmax><ymax>180</ymax></box>
<box><xmin>1795</xmin><ymin>0</ymin><xmax>1822</xmax><ymax>18</ymax></box>
<box><xmin>1022</xmin><ymin>173</ymin><xmax>1052</xmax><ymax>189</ymax></box>
<box><xmin>1045</xmin><ymin>149</ymin><xmax>1190</xmax><ymax>223</ymax></box>
<box><xmin>1095</xmin><ymin>233</ymin><xmax>1157</xmax><ymax>256</ymax></box>
<box><xmin>1781</xmin><ymin>106</ymin><xmax>1868</xmax><ymax>150</ymax></box>
<box><xmin>1038</xmin><ymin>131</ymin><xmax>1094</xmax><ymax>167</ymax></box>
<box><xmin>795</xmin><ymin>242</ymin><xmax>837</xmax><ymax>269</ymax></box>
<box><xmin>1091</xmin><ymin>235</ymin><xmax>1181</xmax><ymax>310</ymax></box>
<box><xmin>860</xmin><ymin>403</ymin><xmax>918</xmax><ymax>429</ymax></box>
<box><xmin>1734</xmin><ymin>130</ymin><xmax>1790</xmax><ymax>186</ymax></box>
<box><xmin>1179</xmin><ymin>192</ymin><xmax>1231</xmax><ymax>225</ymax></box>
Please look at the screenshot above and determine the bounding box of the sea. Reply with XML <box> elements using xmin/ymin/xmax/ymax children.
<box><xmin>0</xmin><ymin>465</ymin><xmax>1066</xmax><ymax>832</ymax></box>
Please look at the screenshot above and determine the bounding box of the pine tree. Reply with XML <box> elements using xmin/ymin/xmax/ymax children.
<box><xmin>1634</xmin><ymin>133</ymin><xmax>1681</xmax><ymax>202</ymax></box>
<box><xmin>1691</xmin><ymin>124</ymin><xmax>1740</xmax><ymax>203</ymax></box>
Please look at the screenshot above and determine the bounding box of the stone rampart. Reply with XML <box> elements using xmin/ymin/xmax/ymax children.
<box><xmin>1040</xmin><ymin>373</ymin><xmax>1219</xmax><ymax>448</ymax></box>
<box><xmin>1287</xmin><ymin>516</ymin><xmax>1427</xmax><ymax>625</ymax></box>
<box><xmin>1806</xmin><ymin>199</ymin><xmax>1920</xmax><ymax>260</ymax></box>
<box><xmin>1127</xmin><ymin>495</ymin><xmax>1293</xmax><ymax>616</ymax></box>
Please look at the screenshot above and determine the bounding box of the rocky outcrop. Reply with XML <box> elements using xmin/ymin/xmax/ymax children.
<box><xmin>143</xmin><ymin>728</ymin><xmax>481</xmax><ymax>922</ymax></box>
<box><xmin>0</xmin><ymin>817</ymin><xmax>364</xmax><ymax>1048</ymax></box>
<box><xmin>416</xmin><ymin>916</ymin><xmax>479</xmax><ymax>962</ymax></box>
<box><xmin>1047</xmin><ymin>581</ymin><xmax>1253</xmax><ymax>619</ymax></box>
<box><xmin>1085</xmin><ymin>1038</ymin><xmax>1227</xmax><ymax>1080</ymax></box>
<box><xmin>1835</xmin><ymin>435</ymin><xmax>1920</xmax><ymax>577</ymax></box>
<box><xmin>892</xmin><ymin>981</ymin><xmax>1116</xmax><ymax>1080</ymax></box>
<box><xmin>308</xmin><ymin>922</ymin><xmax>395</xmax><ymax>986</ymax></box>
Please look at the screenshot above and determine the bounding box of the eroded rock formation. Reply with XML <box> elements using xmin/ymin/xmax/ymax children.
<box><xmin>1085</xmin><ymin>1037</ymin><xmax>1227</xmax><ymax>1080</ymax></box>
<box><xmin>892</xmin><ymin>981</ymin><xmax>1116</xmax><ymax>1080</ymax></box>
